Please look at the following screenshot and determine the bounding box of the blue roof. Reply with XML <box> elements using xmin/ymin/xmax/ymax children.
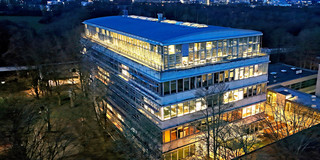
<box><xmin>83</xmin><ymin>16</ymin><xmax>262</xmax><ymax>45</ymax></box>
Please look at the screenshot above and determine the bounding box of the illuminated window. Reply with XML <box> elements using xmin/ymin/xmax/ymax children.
<box><xmin>235</xmin><ymin>68</ymin><xmax>239</xmax><ymax>80</ymax></box>
<box><xmin>177</xmin><ymin>103</ymin><xmax>183</xmax><ymax>116</ymax></box>
<box><xmin>254</xmin><ymin>64</ymin><xmax>259</xmax><ymax>76</ymax></box>
<box><xmin>239</xmin><ymin>67</ymin><xmax>244</xmax><ymax>79</ymax></box>
<box><xmin>196</xmin><ymin>99</ymin><xmax>201</xmax><ymax>111</ymax></box>
<box><xmin>164</xmin><ymin>106</ymin><xmax>170</xmax><ymax>119</ymax></box>
<box><xmin>183</xmin><ymin>127</ymin><xmax>190</xmax><ymax>137</ymax></box>
<box><xmin>257</xmin><ymin>84</ymin><xmax>261</xmax><ymax>95</ymax></box>
<box><xmin>208</xmin><ymin>73</ymin><xmax>213</xmax><ymax>86</ymax></box>
<box><xmin>122</xmin><ymin>69</ymin><xmax>129</xmax><ymax>77</ymax></box>
<box><xmin>244</xmin><ymin>66</ymin><xmax>249</xmax><ymax>78</ymax></box>
<box><xmin>224</xmin><ymin>70</ymin><xmax>229</xmax><ymax>82</ymax></box>
<box><xmin>242</xmin><ymin>106</ymin><xmax>253</xmax><ymax>118</ymax></box>
<box><xmin>252</xmin><ymin>85</ymin><xmax>257</xmax><ymax>96</ymax></box>
<box><xmin>244</xmin><ymin>87</ymin><xmax>248</xmax><ymax>98</ymax></box>
<box><xmin>171</xmin><ymin>129</ymin><xmax>177</xmax><ymax>141</ymax></box>
<box><xmin>183</xmin><ymin>102</ymin><xmax>189</xmax><ymax>114</ymax></box>
<box><xmin>202</xmin><ymin>75</ymin><xmax>207</xmax><ymax>87</ymax></box>
<box><xmin>255</xmin><ymin>104</ymin><xmax>260</xmax><ymax>114</ymax></box>
<box><xmin>229</xmin><ymin>69</ymin><xmax>234</xmax><ymax>81</ymax></box>
<box><xmin>258</xmin><ymin>64</ymin><xmax>263</xmax><ymax>75</ymax></box>
<box><xmin>224</xmin><ymin>92</ymin><xmax>229</xmax><ymax>104</ymax></box>
<box><xmin>163</xmin><ymin>130</ymin><xmax>170</xmax><ymax>143</ymax></box>
<box><xmin>218</xmin><ymin>48</ymin><xmax>222</xmax><ymax>57</ymax></box>
<box><xmin>190</xmin><ymin>100</ymin><xmax>196</xmax><ymax>113</ymax></box>
<box><xmin>249</xmin><ymin>66</ymin><xmax>254</xmax><ymax>77</ymax></box>
<box><xmin>219</xmin><ymin>71</ymin><xmax>224</xmax><ymax>82</ymax></box>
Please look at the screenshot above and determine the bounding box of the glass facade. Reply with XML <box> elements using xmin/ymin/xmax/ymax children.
<box><xmin>184</xmin><ymin>37</ymin><xmax>261</xmax><ymax>68</ymax></box>
<box><xmin>162</xmin><ymin>83</ymin><xmax>267</xmax><ymax>120</ymax></box>
<box><xmin>96</xmin><ymin>62</ymin><xmax>266</xmax><ymax>122</ymax></box>
<box><xmin>84</xmin><ymin>17</ymin><xmax>269</xmax><ymax>160</ymax></box>
<box><xmin>162</xmin><ymin>102</ymin><xmax>265</xmax><ymax>143</ymax></box>
<box><xmin>163</xmin><ymin>144</ymin><xmax>196</xmax><ymax>160</ymax></box>
<box><xmin>241</xmin><ymin>103</ymin><xmax>265</xmax><ymax>118</ymax></box>
<box><xmin>286</xmin><ymin>78</ymin><xmax>317</xmax><ymax>90</ymax></box>
<box><xmin>162</xmin><ymin>63</ymin><xmax>268</xmax><ymax>96</ymax></box>
<box><xmin>85</xmin><ymin>25</ymin><xmax>265</xmax><ymax>71</ymax></box>
<box><xmin>85</xmin><ymin>25</ymin><xmax>163</xmax><ymax>70</ymax></box>
<box><xmin>95</xmin><ymin>64</ymin><xmax>162</xmax><ymax>121</ymax></box>
<box><xmin>91</xmin><ymin>50</ymin><xmax>161</xmax><ymax>95</ymax></box>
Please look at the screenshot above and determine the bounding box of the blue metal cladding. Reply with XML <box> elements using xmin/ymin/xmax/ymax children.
<box><xmin>182</xmin><ymin>44</ymin><xmax>189</xmax><ymax>57</ymax></box>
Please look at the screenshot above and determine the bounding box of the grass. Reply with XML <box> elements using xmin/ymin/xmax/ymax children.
<box><xmin>0</xmin><ymin>16</ymin><xmax>44</xmax><ymax>30</ymax></box>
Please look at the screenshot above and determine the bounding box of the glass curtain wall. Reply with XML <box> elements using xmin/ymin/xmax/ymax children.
<box><xmin>161</xmin><ymin>83</ymin><xmax>267</xmax><ymax>120</ymax></box>
<box><xmin>162</xmin><ymin>63</ymin><xmax>268</xmax><ymax>96</ymax></box>
<box><xmin>85</xmin><ymin>25</ymin><xmax>163</xmax><ymax>71</ymax></box>
<box><xmin>86</xmin><ymin>25</ymin><xmax>264</xmax><ymax>71</ymax></box>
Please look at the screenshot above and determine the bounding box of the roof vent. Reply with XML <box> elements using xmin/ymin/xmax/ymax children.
<box><xmin>123</xmin><ymin>10</ymin><xmax>128</xmax><ymax>17</ymax></box>
<box><xmin>281</xmin><ymin>70</ymin><xmax>287</xmax><ymax>73</ymax></box>
<box><xmin>291</xmin><ymin>67</ymin><xmax>296</xmax><ymax>70</ymax></box>
<box><xmin>270</xmin><ymin>72</ymin><xmax>277</xmax><ymax>75</ymax></box>
<box><xmin>312</xmin><ymin>95</ymin><xmax>316</xmax><ymax>102</ymax></box>
<box><xmin>312</xmin><ymin>104</ymin><xmax>317</xmax><ymax>108</ymax></box>
<box><xmin>157</xmin><ymin>13</ymin><xmax>164</xmax><ymax>22</ymax></box>
<box><xmin>296</xmin><ymin>70</ymin><xmax>303</xmax><ymax>74</ymax></box>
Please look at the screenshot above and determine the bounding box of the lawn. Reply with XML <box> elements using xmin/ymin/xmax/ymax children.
<box><xmin>0</xmin><ymin>16</ymin><xmax>44</xmax><ymax>30</ymax></box>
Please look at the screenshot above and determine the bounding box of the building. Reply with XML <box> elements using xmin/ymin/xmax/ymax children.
<box><xmin>82</xmin><ymin>14</ymin><xmax>269</xmax><ymax>159</ymax></box>
<box><xmin>267</xmin><ymin>63</ymin><xmax>318</xmax><ymax>94</ymax></box>
<box><xmin>237</xmin><ymin>86</ymin><xmax>320</xmax><ymax>159</ymax></box>
<box><xmin>267</xmin><ymin>86</ymin><xmax>320</xmax><ymax>110</ymax></box>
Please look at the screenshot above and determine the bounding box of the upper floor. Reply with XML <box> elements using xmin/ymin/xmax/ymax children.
<box><xmin>83</xmin><ymin>15</ymin><xmax>266</xmax><ymax>72</ymax></box>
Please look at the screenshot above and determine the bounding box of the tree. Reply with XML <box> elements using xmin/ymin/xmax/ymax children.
<box><xmin>195</xmin><ymin>83</ymin><xmax>232</xmax><ymax>160</ymax></box>
<box><xmin>0</xmin><ymin>96</ymin><xmax>77</xmax><ymax>160</ymax></box>
<box><xmin>264</xmin><ymin>92</ymin><xmax>320</xmax><ymax>142</ymax></box>
<box><xmin>261</xmin><ymin>90</ymin><xmax>320</xmax><ymax>158</ymax></box>
<box><xmin>219</xmin><ymin>121</ymin><xmax>258</xmax><ymax>160</ymax></box>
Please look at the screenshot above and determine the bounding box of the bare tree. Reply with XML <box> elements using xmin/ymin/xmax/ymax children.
<box><xmin>260</xmin><ymin>91</ymin><xmax>320</xmax><ymax>158</ymax></box>
<box><xmin>219</xmin><ymin>121</ymin><xmax>258</xmax><ymax>160</ymax></box>
<box><xmin>264</xmin><ymin>93</ymin><xmax>320</xmax><ymax>142</ymax></box>
<box><xmin>195</xmin><ymin>83</ymin><xmax>233</xmax><ymax>160</ymax></box>
<box><xmin>25</xmin><ymin>119</ymin><xmax>77</xmax><ymax>160</ymax></box>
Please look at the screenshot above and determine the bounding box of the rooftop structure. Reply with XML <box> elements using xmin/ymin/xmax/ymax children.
<box><xmin>268</xmin><ymin>63</ymin><xmax>317</xmax><ymax>94</ymax></box>
<box><xmin>83</xmin><ymin>15</ymin><xmax>265</xmax><ymax>72</ymax></box>
<box><xmin>83</xmin><ymin>15</ymin><xmax>262</xmax><ymax>45</ymax></box>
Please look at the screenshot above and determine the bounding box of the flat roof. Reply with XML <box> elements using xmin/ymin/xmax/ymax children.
<box><xmin>271</xmin><ymin>86</ymin><xmax>320</xmax><ymax>109</ymax></box>
<box><xmin>268</xmin><ymin>63</ymin><xmax>317</xmax><ymax>86</ymax></box>
<box><xmin>83</xmin><ymin>15</ymin><xmax>262</xmax><ymax>45</ymax></box>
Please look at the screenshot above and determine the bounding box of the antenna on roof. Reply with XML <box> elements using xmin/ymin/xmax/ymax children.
<box><xmin>123</xmin><ymin>10</ymin><xmax>128</xmax><ymax>17</ymax></box>
<box><xmin>157</xmin><ymin>13</ymin><xmax>164</xmax><ymax>22</ymax></box>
